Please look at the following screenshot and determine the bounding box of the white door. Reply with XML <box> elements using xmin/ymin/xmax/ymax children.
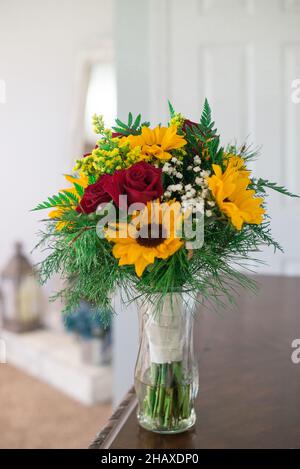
<box><xmin>148</xmin><ymin>0</ymin><xmax>300</xmax><ymax>275</ymax></box>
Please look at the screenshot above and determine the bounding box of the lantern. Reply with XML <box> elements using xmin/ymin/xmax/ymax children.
<box><xmin>0</xmin><ymin>242</ymin><xmax>44</xmax><ymax>333</ymax></box>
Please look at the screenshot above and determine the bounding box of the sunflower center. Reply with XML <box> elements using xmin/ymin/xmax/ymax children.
<box><xmin>136</xmin><ymin>223</ymin><xmax>167</xmax><ymax>248</ymax></box>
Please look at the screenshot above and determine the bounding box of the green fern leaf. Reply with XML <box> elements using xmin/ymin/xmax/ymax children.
<box><xmin>62</xmin><ymin>190</ymin><xmax>79</xmax><ymax>204</ymax></box>
<box><xmin>254</xmin><ymin>179</ymin><xmax>299</xmax><ymax>198</ymax></box>
<box><xmin>168</xmin><ymin>100</ymin><xmax>175</xmax><ymax>118</ymax></box>
<box><xmin>73</xmin><ymin>183</ymin><xmax>84</xmax><ymax>198</ymax></box>
<box><xmin>114</xmin><ymin>118</ymin><xmax>128</xmax><ymax>129</ymax></box>
<box><xmin>128</xmin><ymin>112</ymin><xmax>133</xmax><ymax>127</ymax></box>
<box><xmin>133</xmin><ymin>114</ymin><xmax>141</xmax><ymax>129</ymax></box>
<box><xmin>200</xmin><ymin>98</ymin><xmax>212</xmax><ymax>128</ymax></box>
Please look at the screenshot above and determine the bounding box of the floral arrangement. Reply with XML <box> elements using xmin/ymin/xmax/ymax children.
<box><xmin>34</xmin><ymin>99</ymin><xmax>297</xmax><ymax>433</ymax></box>
<box><xmin>34</xmin><ymin>99</ymin><xmax>295</xmax><ymax>317</ymax></box>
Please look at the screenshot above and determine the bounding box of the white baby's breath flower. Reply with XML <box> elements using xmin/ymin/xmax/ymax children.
<box><xmin>206</xmin><ymin>210</ymin><xmax>213</xmax><ymax>217</ymax></box>
<box><xmin>176</xmin><ymin>172</ymin><xmax>183</xmax><ymax>179</ymax></box>
<box><xmin>207</xmin><ymin>200</ymin><xmax>215</xmax><ymax>207</ymax></box>
<box><xmin>193</xmin><ymin>166</ymin><xmax>201</xmax><ymax>173</ymax></box>
<box><xmin>195</xmin><ymin>177</ymin><xmax>203</xmax><ymax>186</ymax></box>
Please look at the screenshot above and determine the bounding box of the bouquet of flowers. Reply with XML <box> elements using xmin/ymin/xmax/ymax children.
<box><xmin>34</xmin><ymin>99</ymin><xmax>296</xmax><ymax>433</ymax></box>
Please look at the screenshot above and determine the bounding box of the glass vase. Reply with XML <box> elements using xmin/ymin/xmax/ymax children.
<box><xmin>134</xmin><ymin>293</ymin><xmax>198</xmax><ymax>434</ymax></box>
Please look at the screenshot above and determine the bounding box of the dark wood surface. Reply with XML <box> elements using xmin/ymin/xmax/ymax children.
<box><xmin>90</xmin><ymin>276</ymin><xmax>300</xmax><ymax>449</ymax></box>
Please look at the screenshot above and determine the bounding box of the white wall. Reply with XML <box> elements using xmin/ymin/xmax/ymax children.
<box><xmin>116</xmin><ymin>0</ymin><xmax>151</xmax><ymax>122</ymax></box>
<box><xmin>0</xmin><ymin>0</ymin><xmax>113</xmax><ymax>268</ymax></box>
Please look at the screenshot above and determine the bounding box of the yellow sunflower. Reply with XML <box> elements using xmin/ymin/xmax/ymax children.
<box><xmin>48</xmin><ymin>172</ymin><xmax>89</xmax><ymax>231</ymax></box>
<box><xmin>207</xmin><ymin>157</ymin><xmax>265</xmax><ymax>230</ymax></box>
<box><xmin>106</xmin><ymin>200</ymin><xmax>184</xmax><ymax>277</ymax></box>
<box><xmin>125</xmin><ymin>125</ymin><xmax>186</xmax><ymax>162</ymax></box>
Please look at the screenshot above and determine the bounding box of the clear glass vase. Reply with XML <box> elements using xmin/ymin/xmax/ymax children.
<box><xmin>134</xmin><ymin>293</ymin><xmax>198</xmax><ymax>434</ymax></box>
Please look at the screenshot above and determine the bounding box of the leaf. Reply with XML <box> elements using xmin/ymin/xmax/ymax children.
<box><xmin>128</xmin><ymin>112</ymin><xmax>133</xmax><ymax>127</ymax></box>
<box><xmin>73</xmin><ymin>183</ymin><xmax>84</xmax><ymax>198</ymax></box>
<box><xmin>133</xmin><ymin>114</ymin><xmax>141</xmax><ymax>129</ymax></box>
<box><xmin>112</xmin><ymin>126</ymin><xmax>131</xmax><ymax>136</ymax></box>
<box><xmin>62</xmin><ymin>190</ymin><xmax>80</xmax><ymax>205</ymax></box>
<box><xmin>200</xmin><ymin>98</ymin><xmax>212</xmax><ymax>128</ymax></box>
<box><xmin>32</xmin><ymin>192</ymin><xmax>72</xmax><ymax>211</ymax></box>
<box><xmin>113</xmin><ymin>113</ymin><xmax>144</xmax><ymax>135</ymax></box>
<box><xmin>255</xmin><ymin>179</ymin><xmax>299</xmax><ymax>198</ymax></box>
<box><xmin>32</xmin><ymin>201</ymin><xmax>52</xmax><ymax>211</ymax></box>
<box><xmin>53</xmin><ymin>195</ymin><xmax>64</xmax><ymax>205</ymax></box>
<box><xmin>168</xmin><ymin>100</ymin><xmax>175</xmax><ymax>118</ymax></box>
<box><xmin>114</xmin><ymin>118</ymin><xmax>128</xmax><ymax>129</ymax></box>
<box><xmin>56</xmin><ymin>192</ymin><xmax>70</xmax><ymax>205</ymax></box>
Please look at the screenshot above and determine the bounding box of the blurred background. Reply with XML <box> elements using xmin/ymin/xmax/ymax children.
<box><xmin>0</xmin><ymin>0</ymin><xmax>299</xmax><ymax>448</ymax></box>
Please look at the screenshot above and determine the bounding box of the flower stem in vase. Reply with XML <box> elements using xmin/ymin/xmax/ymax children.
<box><xmin>141</xmin><ymin>360</ymin><xmax>192</xmax><ymax>432</ymax></box>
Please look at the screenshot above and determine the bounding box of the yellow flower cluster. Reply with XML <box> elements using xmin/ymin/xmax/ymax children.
<box><xmin>74</xmin><ymin>125</ymin><xmax>187</xmax><ymax>178</ymax></box>
<box><xmin>169</xmin><ymin>112</ymin><xmax>185</xmax><ymax>130</ymax></box>
<box><xmin>74</xmin><ymin>141</ymin><xmax>142</xmax><ymax>177</ymax></box>
<box><xmin>92</xmin><ymin>113</ymin><xmax>105</xmax><ymax>135</ymax></box>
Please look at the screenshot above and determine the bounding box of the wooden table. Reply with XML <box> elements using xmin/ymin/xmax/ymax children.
<box><xmin>90</xmin><ymin>276</ymin><xmax>300</xmax><ymax>449</ymax></box>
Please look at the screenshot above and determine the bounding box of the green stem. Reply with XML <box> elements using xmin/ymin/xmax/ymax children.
<box><xmin>141</xmin><ymin>361</ymin><xmax>192</xmax><ymax>430</ymax></box>
<box><xmin>152</xmin><ymin>365</ymin><xmax>161</xmax><ymax>416</ymax></box>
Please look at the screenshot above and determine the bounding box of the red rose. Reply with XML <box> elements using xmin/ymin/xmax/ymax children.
<box><xmin>101</xmin><ymin>161</ymin><xmax>163</xmax><ymax>208</ymax></box>
<box><xmin>77</xmin><ymin>162</ymin><xmax>163</xmax><ymax>214</ymax></box>
<box><xmin>76</xmin><ymin>177</ymin><xmax>111</xmax><ymax>214</ymax></box>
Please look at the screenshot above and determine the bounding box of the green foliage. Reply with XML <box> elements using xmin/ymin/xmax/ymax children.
<box><xmin>183</xmin><ymin>99</ymin><xmax>219</xmax><ymax>159</ymax></box>
<box><xmin>200</xmin><ymin>98</ymin><xmax>212</xmax><ymax>129</ymax></box>
<box><xmin>253</xmin><ymin>178</ymin><xmax>299</xmax><ymax>198</ymax></box>
<box><xmin>36</xmin><ymin>218</ymin><xmax>120</xmax><ymax>327</ymax></box>
<box><xmin>32</xmin><ymin>191</ymin><xmax>76</xmax><ymax>211</ymax></box>
<box><xmin>198</xmin><ymin>97</ymin><xmax>218</xmax><ymax>141</ymax></box>
<box><xmin>168</xmin><ymin>100</ymin><xmax>176</xmax><ymax>118</ymax></box>
<box><xmin>112</xmin><ymin>113</ymin><xmax>149</xmax><ymax>136</ymax></box>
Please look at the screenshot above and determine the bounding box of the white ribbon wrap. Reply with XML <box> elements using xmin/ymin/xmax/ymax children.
<box><xmin>145</xmin><ymin>294</ymin><xmax>184</xmax><ymax>364</ymax></box>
